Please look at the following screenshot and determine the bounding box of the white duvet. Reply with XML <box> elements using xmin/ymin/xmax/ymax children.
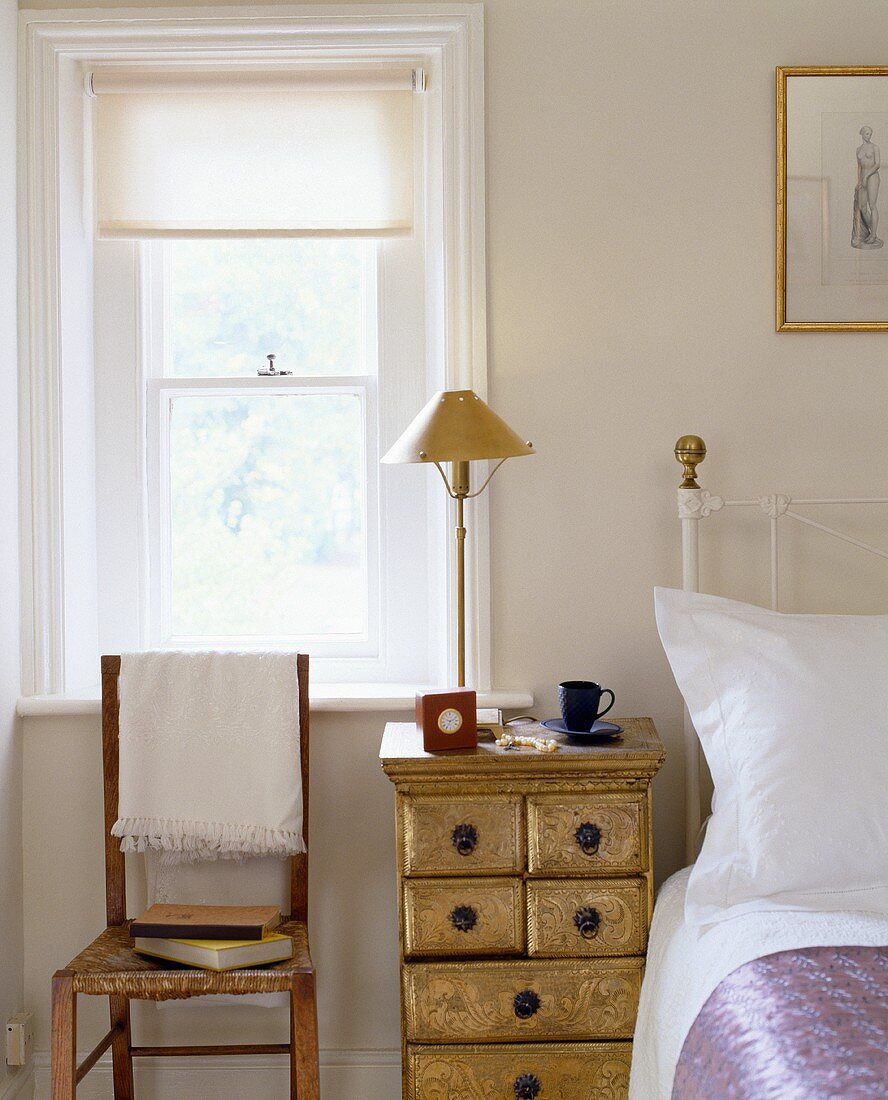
<box><xmin>629</xmin><ymin>867</ymin><xmax>888</xmax><ymax>1099</ymax></box>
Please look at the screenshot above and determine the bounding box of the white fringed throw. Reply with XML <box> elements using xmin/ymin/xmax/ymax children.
<box><xmin>112</xmin><ymin>651</ymin><xmax>304</xmax><ymax>861</ymax></box>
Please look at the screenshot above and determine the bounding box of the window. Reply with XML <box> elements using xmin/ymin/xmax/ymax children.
<box><xmin>21</xmin><ymin>9</ymin><xmax>487</xmax><ymax>695</ymax></box>
<box><xmin>97</xmin><ymin>224</ymin><xmax>436</xmax><ymax>684</ymax></box>
<box><xmin>90</xmin><ymin>63</ymin><xmax>437</xmax><ymax>682</ymax></box>
<box><xmin>145</xmin><ymin>239</ymin><xmax>379</xmax><ymax>654</ymax></box>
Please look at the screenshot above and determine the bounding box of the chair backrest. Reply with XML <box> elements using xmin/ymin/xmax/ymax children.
<box><xmin>100</xmin><ymin>653</ymin><xmax>310</xmax><ymax>927</ymax></box>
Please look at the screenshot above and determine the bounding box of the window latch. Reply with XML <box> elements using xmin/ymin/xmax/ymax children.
<box><xmin>258</xmin><ymin>353</ymin><xmax>292</xmax><ymax>377</ymax></box>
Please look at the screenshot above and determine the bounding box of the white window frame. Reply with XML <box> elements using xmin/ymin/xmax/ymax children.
<box><xmin>19</xmin><ymin>4</ymin><xmax>490</xmax><ymax>695</ymax></box>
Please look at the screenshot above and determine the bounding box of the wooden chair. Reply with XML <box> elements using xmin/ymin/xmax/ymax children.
<box><xmin>51</xmin><ymin>654</ymin><xmax>319</xmax><ymax>1099</ymax></box>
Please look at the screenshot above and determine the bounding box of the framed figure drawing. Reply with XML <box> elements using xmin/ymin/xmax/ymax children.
<box><xmin>778</xmin><ymin>66</ymin><xmax>888</xmax><ymax>330</ymax></box>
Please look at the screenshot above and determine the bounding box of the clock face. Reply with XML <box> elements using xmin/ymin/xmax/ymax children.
<box><xmin>437</xmin><ymin>707</ymin><xmax>464</xmax><ymax>734</ymax></box>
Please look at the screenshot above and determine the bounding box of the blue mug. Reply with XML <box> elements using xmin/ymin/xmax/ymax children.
<box><xmin>558</xmin><ymin>680</ymin><xmax>615</xmax><ymax>732</ymax></box>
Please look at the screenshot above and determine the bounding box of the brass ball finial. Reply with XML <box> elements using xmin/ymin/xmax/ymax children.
<box><xmin>675</xmin><ymin>435</ymin><xmax>706</xmax><ymax>489</ymax></box>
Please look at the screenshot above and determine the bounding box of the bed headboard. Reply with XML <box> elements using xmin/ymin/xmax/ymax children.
<box><xmin>674</xmin><ymin>435</ymin><xmax>888</xmax><ymax>861</ymax></box>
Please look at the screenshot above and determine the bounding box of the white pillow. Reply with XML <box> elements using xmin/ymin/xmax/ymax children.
<box><xmin>655</xmin><ymin>587</ymin><xmax>888</xmax><ymax>926</ymax></box>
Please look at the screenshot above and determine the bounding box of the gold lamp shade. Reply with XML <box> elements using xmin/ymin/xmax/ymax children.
<box><xmin>381</xmin><ymin>390</ymin><xmax>534</xmax><ymax>464</ymax></box>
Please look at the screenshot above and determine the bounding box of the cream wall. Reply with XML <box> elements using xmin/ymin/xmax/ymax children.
<box><xmin>18</xmin><ymin>0</ymin><xmax>888</xmax><ymax>1095</ymax></box>
<box><xmin>1</xmin><ymin>0</ymin><xmax>25</xmax><ymax>1097</ymax></box>
<box><xmin>480</xmin><ymin>0</ymin><xmax>888</xmax><ymax>873</ymax></box>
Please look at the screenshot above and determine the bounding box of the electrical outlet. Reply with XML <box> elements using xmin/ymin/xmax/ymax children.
<box><xmin>5</xmin><ymin>1013</ymin><xmax>33</xmax><ymax>1067</ymax></box>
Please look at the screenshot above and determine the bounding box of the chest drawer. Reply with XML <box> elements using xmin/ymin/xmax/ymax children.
<box><xmin>403</xmin><ymin>958</ymin><xmax>643</xmax><ymax>1043</ymax></box>
<box><xmin>526</xmin><ymin>876</ymin><xmax>647</xmax><ymax>957</ymax></box>
<box><xmin>526</xmin><ymin>792</ymin><xmax>646</xmax><ymax>874</ymax></box>
<box><xmin>402</xmin><ymin>878</ymin><xmax>524</xmax><ymax>958</ymax></box>
<box><xmin>400</xmin><ymin>795</ymin><xmax>524</xmax><ymax>876</ymax></box>
<box><xmin>407</xmin><ymin>1042</ymin><xmax>632</xmax><ymax>1100</ymax></box>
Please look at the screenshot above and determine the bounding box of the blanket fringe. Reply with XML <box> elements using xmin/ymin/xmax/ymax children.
<box><xmin>111</xmin><ymin>816</ymin><xmax>305</xmax><ymax>861</ymax></box>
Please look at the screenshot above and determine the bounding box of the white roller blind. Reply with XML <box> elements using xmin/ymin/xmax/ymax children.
<box><xmin>92</xmin><ymin>68</ymin><xmax>420</xmax><ymax>239</ymax></box>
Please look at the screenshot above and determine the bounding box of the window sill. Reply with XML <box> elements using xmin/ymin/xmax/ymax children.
<box><xmin>17</xmin><ymin>685</ymin><xmax>534</xmax><ymax>719</ymax></box>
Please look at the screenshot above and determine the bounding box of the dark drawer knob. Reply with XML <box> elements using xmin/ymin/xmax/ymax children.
<box><xmin>514</xmin><ymin>1074</ymin><xmax>541</xmax><ymax>1099</ymax></box>
<box><xmin>449</xmin><ymin>904</ymin><xmax>477</xmax><ymax>933</ymax></box>
<box><xmin>573</xmin><ymin>905</ymin><xmax>601</xmax><ymax>939</ymax></box>
<box><xmin>513</xmin><ymin>989</ymin><xmax>541</xmax><ymax>1019</ymax></box>
<box><xmin>452</xmin><ymin>823</ymin><xmax>478</xmax><ymax>856</ymax></box>
<box><xmin>575</xmin><ymin>821</ymin><xmax>602</xmax><ymax>855</ymax></box>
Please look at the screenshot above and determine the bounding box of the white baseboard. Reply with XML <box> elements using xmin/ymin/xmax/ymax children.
<box><xmin>33</xmin><ymin>1048</ymin><xmax>400</xmax><ymax>1100</ymax></box>
<box><xmin>0</xmin><ymin>1068</ymin><xmax>34</xmax><ymax>1100</ymax></box>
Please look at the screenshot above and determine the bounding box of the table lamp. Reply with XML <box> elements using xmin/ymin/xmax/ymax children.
<box><xmin>382</xmin><ymin>390</ymin><xmax>535</xmax><ymax>686</ymax></box>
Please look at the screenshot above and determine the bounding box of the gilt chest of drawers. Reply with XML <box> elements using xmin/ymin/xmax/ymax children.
<box><xmin>380</xmin><ymin>718</ymin><xmax>665</xmax><ymax>1100</ymax></box>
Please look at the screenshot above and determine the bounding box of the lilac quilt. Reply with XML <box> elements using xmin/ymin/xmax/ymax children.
<box><xmin>672</xmin><ymin>946</ymin><xmax>888</xmax><ymax>1099</ymax></box>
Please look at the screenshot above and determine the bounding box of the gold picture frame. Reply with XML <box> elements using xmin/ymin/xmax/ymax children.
<box><xmin>777</xmin><ymin>66</ymin><xmax>888</xmax><ymax>331</ymax></box>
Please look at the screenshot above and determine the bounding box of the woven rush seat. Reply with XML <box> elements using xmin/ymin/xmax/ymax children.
<box><xmin>66</xmin><ymin>920</ymin><xmax>312</xmax><ymax>999</ymax></box>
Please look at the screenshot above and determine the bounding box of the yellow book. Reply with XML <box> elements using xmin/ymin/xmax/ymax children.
<box><xmin>133</xmin><ymin>932</ymin><xmax>293</xmax><ymax>972</ymax></box>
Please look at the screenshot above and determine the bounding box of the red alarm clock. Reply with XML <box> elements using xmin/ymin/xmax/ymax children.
<box><xmin>416</xmin><ymin>688</ymin><xmax>478</xmax><ymax>751</ymax></box>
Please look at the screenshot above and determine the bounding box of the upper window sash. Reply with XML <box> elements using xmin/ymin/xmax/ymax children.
<box><xmin>142</xmin><ymin>239</ymin><xmax>379</xmax><ymax>382</ymax></box>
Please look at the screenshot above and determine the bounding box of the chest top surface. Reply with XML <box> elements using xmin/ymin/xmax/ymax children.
<box><xmin>380</xmin><ymin>718</ymin><xmax>664</xmax><ymax>783</ymax></box>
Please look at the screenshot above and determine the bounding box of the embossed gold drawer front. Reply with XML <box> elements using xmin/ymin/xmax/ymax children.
<box><xmin>402</xmin><ymin>878</ymin><xmax>524</xmax><ymax>958</ymax></box>
<box><xmin>404</xmin><ymin>958</ymin><xmax>642</xmax><ymax>1043</ymax></box>
<box><xmin>526</xmin><ymin>792</ymin><xmax>646</xmax><ymax>875</ymax></box>
<box><xmin>401</xmin><ymin>795</ymin><xmax>524</xmax><ymax>876</ymax></box>
<box><xmin>407</xmin><ymin>1042</ymin><xmax>632</xmax><ymax>1100</ymax></box>
<box><xmin>527</xmin><ymin>876</ymin><xmax>647</xmax><ymax>957</ymax></box>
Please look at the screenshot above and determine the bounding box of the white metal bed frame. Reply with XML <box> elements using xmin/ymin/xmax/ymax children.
<box><xmin>674</xmin><ymin>436</ymin><xmax>888</xmax><ymax>861</ymax></box>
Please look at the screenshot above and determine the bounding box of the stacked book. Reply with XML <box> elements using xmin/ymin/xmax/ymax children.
<box><xmin>131</xmin><ymin>904</ymin><xmax>293</xmax><ymax>972</ymax></box>
<box><xmin>476</xmin><ymin>707</ymin><xmax>504</xmax><ymax>739</ymax></box>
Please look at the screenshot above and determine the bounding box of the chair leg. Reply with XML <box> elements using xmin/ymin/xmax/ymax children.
<box><xmin>51</xmin><ymin>970</ymin><xmax>77</xmax><ymax>1100</ymax></box>
<box><xmin>290</xmin><ymin>971</ymin><xmax>320</xmax><ymax>1100</ymax></box>
<box><xmin>109</xmin><ymin>995</ymin><xmax>134</xmax><ymax>1098</ymax></box>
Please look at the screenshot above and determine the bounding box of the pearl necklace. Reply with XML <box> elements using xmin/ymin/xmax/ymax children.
<box><xmin>495</xmin><ymin>732</ymin><xmax>558</xmax><ymax>753</ymax></box>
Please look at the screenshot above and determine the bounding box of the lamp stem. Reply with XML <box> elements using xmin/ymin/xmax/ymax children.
<box><xmin>451</xmin><ymin>460</ymin><xmax>470</xmax><ymax>688</ymax></box>
<box><xmin>456</xmin><ymin>493</ymin><xmax>466</xmax><ymax>687</ymax></box>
